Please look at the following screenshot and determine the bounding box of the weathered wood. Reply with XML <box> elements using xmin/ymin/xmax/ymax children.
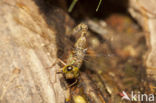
<box><xmin>129</xmin><ymin>0</ymin><xmax>156</xmax><ymax>80</ymax></box>
<box><xmin>0</xmin><ymin>0</ymin><xmax>65</xmax><ymax>103</ymax></box>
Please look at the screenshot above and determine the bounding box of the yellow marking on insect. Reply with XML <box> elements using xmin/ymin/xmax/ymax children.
<box><xmin>65</xmin><ymin>88</ymin><xmax>71</xmax><ymax>102</ymax></box>
<box><xmin>73</xmin><ymin>95</ymin><xmax>87</xmax><ymax>103</ymax></box>
<box><xmin>62</xmin><ymin>65</ymin><xmax>79</xmax><ymax>79</ymax></box>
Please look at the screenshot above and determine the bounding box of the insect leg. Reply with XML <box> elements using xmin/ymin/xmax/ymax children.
<box><xmin>67</xmin><ymin>79</ymin><xmax>78</xmax><ymax>88</ymax></box>
<box><xmin>58</xmin><ymin>58</ymin><xmax>67</xmax><ymax>66</ymax></box>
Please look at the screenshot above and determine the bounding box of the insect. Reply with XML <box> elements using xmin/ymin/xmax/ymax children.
<box><xmin>57</xmin><ymin>23</ymin><xmax>88</xmax><ymax>87</ymax></box>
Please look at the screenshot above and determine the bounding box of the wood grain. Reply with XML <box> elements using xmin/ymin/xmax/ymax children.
<box><xmin>129</xmin><ymin>0</ymin><xmax>156</xmax><ymax>80</ymax></box>
<box><xmin>0</xmin><ymin>0</ymin><xmax>65</xmax><ymax>103</ymax></box>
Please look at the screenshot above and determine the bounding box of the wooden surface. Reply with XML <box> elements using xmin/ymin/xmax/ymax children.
<box><xmin>129</xmin><ymin>0</ymin><xmax>156</xmax><ymax>79</ymax></box>
<box><xmin>0</xmin><ymin>0</ymin><xmax>65</xmax><ymax>103</ymax></box>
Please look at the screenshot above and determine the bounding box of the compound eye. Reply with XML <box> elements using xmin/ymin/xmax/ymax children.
<box><xmin>67</xmin><ymin>66</ymin><xmax>73</xmax><ymax>71</ymax></box>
